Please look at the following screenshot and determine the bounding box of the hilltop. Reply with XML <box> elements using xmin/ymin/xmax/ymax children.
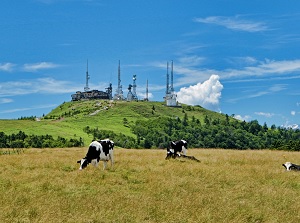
<box><xmin>0</xmin><ymin>100</ymin><xmax>226</xmax><ymax>145</ymax></box>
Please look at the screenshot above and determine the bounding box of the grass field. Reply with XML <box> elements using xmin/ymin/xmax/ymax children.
<box><xmin>0</xmin><ymin>148</ymin><xmax>299</xmax><ymax>223</ymax></box>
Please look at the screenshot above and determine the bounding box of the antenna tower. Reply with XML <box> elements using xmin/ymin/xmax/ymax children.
<box><xmin>114</xmin><ymin>60</ymin><xmax>123</xmax><ymax>100</ymax></box>
<box><xmin>166</xmin><ymin>62</ymin><xmax>169</xmax><ymax>95</ymax></box>
<box><xmin>170</xmin><ymin>60</ymin><xmax>174</xmax><ymax>93</ymax></box>
<box><xmin>164</xmin><ymin>60</ymin><xmax>178</xmax><ymax>106</ymax></box>
<box><xmin>84</xmin><ymin>60</ymin><xmax>90</xmax><ymax>92</ymax></box>
<box><xmin>145</xmin><ymin>79</ymin><xmax>149</xmax><ymax>101</ymax></box>
<box><xmin>132</xmin><ymin>74</ymin><xmax>137</xmax><ymax>99</ymax></box>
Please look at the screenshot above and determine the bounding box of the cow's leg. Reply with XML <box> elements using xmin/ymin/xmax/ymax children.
<box><xmin>110</xmin><ymin>154</ymin><xmax>114</xmax><ymax>168</ymax></box>
<box><xmin>103</xmin><ymin>161</ymin><xmax>108</xmax><ymax>170</ymax></box>
<box><xmin>91</xmin><ymin>159</ymin><xmax>99</xmax><ymax>168</ymax></box>
<box><xmin>182</xmin><ymin>147</ymin><xmax>187</xmax><ymax>156</ymax></box>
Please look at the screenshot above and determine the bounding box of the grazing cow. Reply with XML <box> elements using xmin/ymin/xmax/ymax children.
<box><xmin>77</xmin><ymin>139</ymin><xmax>114</xmax><ymax>170</ymax></box>
<box><xmin>166</xmin><ymin>139</ymin><xmax>187</xmax><ymax>159</ymax></box>
<box><xmin>282</xmin><ymin>162</ymin><xmax>300</xmax><ymax>171</ymax></box>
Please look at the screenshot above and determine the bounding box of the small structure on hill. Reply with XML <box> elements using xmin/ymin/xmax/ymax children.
<box><xmin>71</xmin><ymin>60</ymin><xmax>142</xmax><ymax>102</ymax></box>
<box><xmin>71</xmin><ymin>89</ymin><xmax>111</xmax><ymax>101</ymax></box>
<box><xmin>71</xmin><ymin>60</ymin><xmax>111</xmax><ymax>101</ymax></box>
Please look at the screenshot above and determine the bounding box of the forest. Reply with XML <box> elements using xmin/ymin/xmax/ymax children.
<box><xmin>0</xmin><ymin>131</ymin><xmax>83</xmax><ymax>149</ymax></box>
<box><xmin>84</xmin><ymin>113</ymin><xmax>300</xmax><ymax>151</ymax></box>
<box><xmin>1</xmin><ymin>113</ymin><xmax>300</xmax><ymax>151</ymax></box>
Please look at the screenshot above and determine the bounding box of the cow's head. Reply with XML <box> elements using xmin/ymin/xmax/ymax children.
<box><xmin>77</xmin><ymin>158</ymin><xmax>89</xmax><ymax>170</ymax></box>
<box><xmin>166</xmin><ymin>148</ymin><xmax>174</xmax><ymax>159</ymax></box>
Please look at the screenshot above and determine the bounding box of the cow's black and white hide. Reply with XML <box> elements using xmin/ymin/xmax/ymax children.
<box><xmin>165</xmin><ymin>147</ymin><xmax>200</xmax><ymax>162</ymax></box>
<box><xmin>166</xmin><ymin>139</ymin><xmax>187</xmax><ymax>159</ymax></box>
<box><xmin>77</xmin><ymin>139</ymin><xmax>114</xmax><ymax>170</ymax></box>
<box><xmin>282</xmin><ymin>162</ymin><xmax>300</xmax><ymax>171</ymax></box>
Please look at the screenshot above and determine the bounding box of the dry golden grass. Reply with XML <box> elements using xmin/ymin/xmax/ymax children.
<box><xmin>0</xmin><ymin>148</ymin><xmax>299</xmax><ymax>223</ymax></box>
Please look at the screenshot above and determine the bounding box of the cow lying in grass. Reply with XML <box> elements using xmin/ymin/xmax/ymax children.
<box><xmin>282</xmin><ymin>162</ymin><xmax>300</xmax><ymax>171</ymax></box>
<box><xmin>166</xmin><ymin>139</ymin><xmax>187</xmax><ymax>158</ymax></box>
<box><xmin>77</xmin><ymin>139</ymin><xmax>114</xmax><ymax>170</ymax></box>
<box><xmin>165</xmin><ymin>139</ymin><xmax>200</xmax><ymax>162</ymax></box>
<box><xmin>165</xmin><ymin>150</ymin><xmax>200</xmax><ymax>162</ymax></box>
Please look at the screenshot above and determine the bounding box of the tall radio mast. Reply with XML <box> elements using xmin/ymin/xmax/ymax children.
<box><xmin>166</xmin><ymin>61</ymin><xmax>169</xmax><ymax>95</ymax></box>
<box><xmin>170</xmin><ymin>60</ymin><xmax>174</xmax><ymax>93</ymax></box>
<box><xmin>114</xmin><ymin>60</ymin><xmax>124</xmax><ymax>100</ymax></box>
<box><xmin>145</xmin><ymin>79</ymin><xmax>149</xmax><ymax>101</ymax></box>
<box><xmin>84</xmin><ymin>60</ymin><xmax>90</xmax><ymax>92</ymax></box>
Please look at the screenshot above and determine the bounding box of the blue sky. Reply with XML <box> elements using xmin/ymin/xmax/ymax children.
<box><xmin>1</xmin><ymin>0</ymin><xmax>300</xmax><ymax>128</ymax></box>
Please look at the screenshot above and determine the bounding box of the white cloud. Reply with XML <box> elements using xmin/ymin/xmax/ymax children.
<box><xmin>254</xmin><ymin>112</ymin><xmax>275</xmax><ymax>118</ymax></box>
<box><xmin>177</xmin><ymin>56</ymin><xmax>205</xmax><ymax>66</ymax></box>
<box><xmin>227</xmin><ymin>84</ymin><xmax>287</xmax><ymax>103</ymax></box>
<box><xmin>177</xmin><ymin>74</ymin><xmax>223</xmax><ymax>111</ymax></box>
<box><xmin>137</xmin><ymin>92</ymin><xmax>153</xmax><ymax>100</ymax></box>
<box><xmin>0</xmin><ymin>104</ymin><xmax>57</xmax><ymax>114</ymax></box>
<box><xmin>282</xmin><ymin>123</ymin><xmax>299</xmax><ymax>130</ymax></box>
<box><xmin>0</xmin><ymin>63</ymin><xmax>15</xmax><ymax>72</ymax></box>
<box><xmin>233</xmin><ymin>114</ymin><xmax>252</xmax><ymax>122</ymax></box>
<box><xmin>249</xmin><ymin>84</ymin><xmax>287</xmax><ymax>98</ymax></box>
<box><xmin>291</xmin><ymin>111</ymin><xmax>296</xmax><ymax>116</ymax></box>
<box><xmin>23</xmin><ymin>62</ymin><xmax>60</xmax><ymax>72</ymax></box>
<box><xmin>194</xmin><ymin>16</ymin><xmax>268</xmax><ymax>32</ymax></box>
<box><xmin>223</xmin><ymin>59</ymin><xmax>300</xmax><ymax>80</ymax></box>
<box><xmin>0</xmin><ymin>78</ymin><xmax>79</xmax><ymax>97</ymax></box>
<box><xmin>227</xmin><ymin>56</ymin><xmax>258</xmax><ymax>66</ymax></box>
<box><xmin>155</xmin><ymin>58</ymin><xmax>300</xmax><ymax>91</ymax></box>
<box><xmin>0</xmin><ymin>98</ymin><xmax>13</xmax><ymax>104</ymax></box>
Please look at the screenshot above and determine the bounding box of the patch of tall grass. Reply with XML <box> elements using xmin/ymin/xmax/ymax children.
<box><xmin>0</xmin><ymin>148</ymin><xmax>299</xmax><ymax>222</ymax></box>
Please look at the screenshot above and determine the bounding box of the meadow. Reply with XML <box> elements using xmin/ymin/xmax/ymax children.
<box><xmin>0</xmin><ymin>148</ymin><xmax>299</xmax><ymax>223</ymax></box>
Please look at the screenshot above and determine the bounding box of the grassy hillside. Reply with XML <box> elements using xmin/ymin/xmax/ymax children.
<box><xmin>0</xmin><ymin>100</ymin><xmax>227</xmax><ymax>144</ymax></box>
<box><xmin>1</xmin><ymin>148</ymin><xmax>299</xmax><ymax>222</ymax></box>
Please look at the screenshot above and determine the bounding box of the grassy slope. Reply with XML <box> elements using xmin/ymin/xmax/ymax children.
<box><xmin>0</xmin><ymin>100</ymin><xmax>225</xmax><ymax>144</ymax></box>
<box><xmin>0</xmin><ymin>148</ymin><xmax>299</xmax><ymax>222</ymax></box>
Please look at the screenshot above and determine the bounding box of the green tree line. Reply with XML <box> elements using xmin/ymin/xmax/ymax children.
<box><xmin>83</xmin><ymin>114</ymin><xmax>300</xmax><ymax>151</ymax></box>
<box><xmin>2</xmin><ymin>114</ymin><xmax>300</xmax><ymax>151</ymax></box>
<box><xmin>0</xmin><ymin>131</ymin><xmax>83</xmax><ymax>148</ymax></box>
<box><xmin>131</xmin><ymin>115</ymin><xmax>300</xmax><ymax>151</ymax></box>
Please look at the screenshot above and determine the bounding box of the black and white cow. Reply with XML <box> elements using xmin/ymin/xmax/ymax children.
<box><xmin>166</xmin><ymin>139</ymin><xmax>187</xmax><ymax>159</ymax></box>
<box><xmin>282</xmin><ymin>162</ymin><xmax>300</xmax><ymax>171</ymax></box>
<box><xmin>77</xmin><ymin>139</ymin><xmax>114</xmax><ymax>170</ymax></box>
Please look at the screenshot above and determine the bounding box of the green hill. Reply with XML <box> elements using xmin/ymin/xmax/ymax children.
<box><xmin>2</xmin><ymin>99</ymin><xmax>300</xmax><ymax>151</ymax></box>
<box><xmin>0</xmin><ymin>100</ymin><xmax>226</xmax><ymax>145</ymax></box>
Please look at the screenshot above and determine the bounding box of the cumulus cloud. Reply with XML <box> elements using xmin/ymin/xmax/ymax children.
<box><xmin>177</xmin><ymin>74</ymin><xmax>223</xmax><ymax>111</ymax></box>
<box><xmin>291</xmin><ymin>111</ymin><xmax>296</xmax><ymax>116</ymax></box>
